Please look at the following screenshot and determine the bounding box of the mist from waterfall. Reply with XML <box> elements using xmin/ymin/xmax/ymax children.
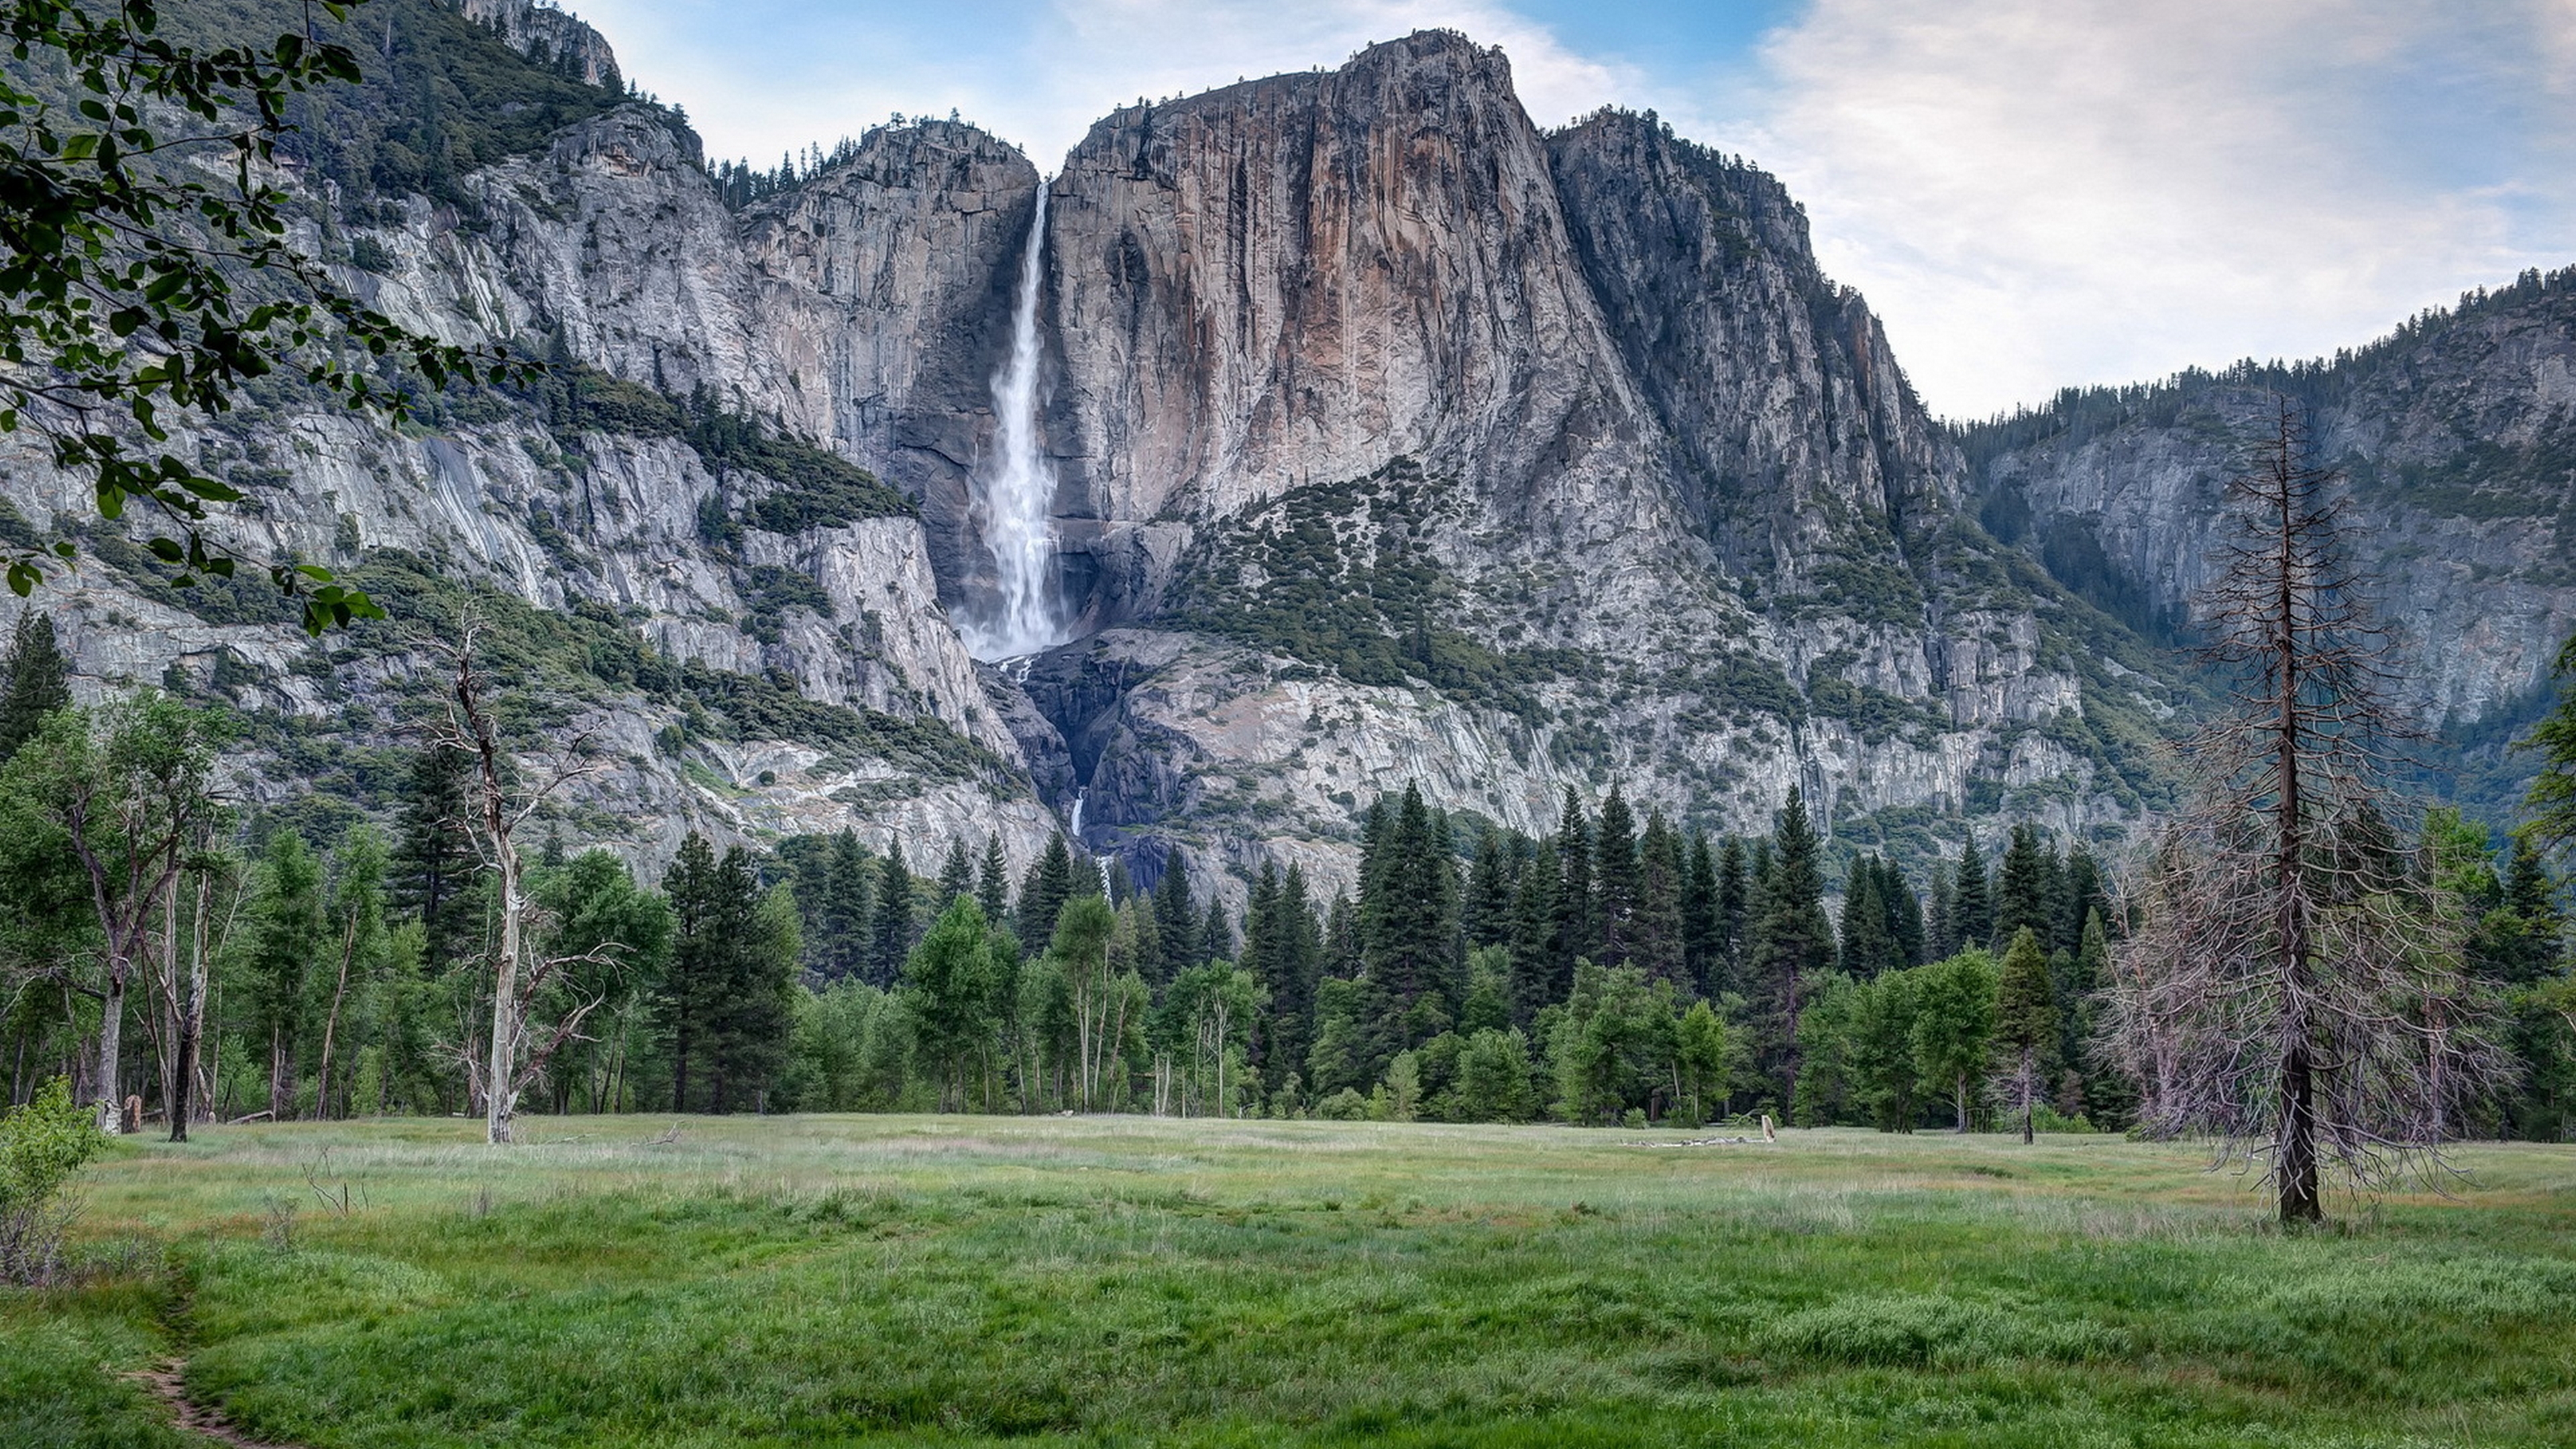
<box><xmin>961</xmin><ymin>183</ymin><xmax>1064</xmax><ymax>661</ymax></box>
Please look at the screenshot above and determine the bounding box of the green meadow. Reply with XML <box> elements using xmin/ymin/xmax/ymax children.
<box><xmin>8</xmin><ymin>1116</ymin><xmax>2576</xmax><ymax>1447</ymax></box>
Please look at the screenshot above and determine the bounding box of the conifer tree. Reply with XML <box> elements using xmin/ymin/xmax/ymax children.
<box><xmin>1593</xmin><ymin>786</ymin><xmax>1640</xmax><ymax>966</ymax></box>
<box><xmin>1362</xmin><ymin>784</ymin><xmax>1458</xmax><ymax>1029</ymax></box>
<box><xmin>1018</xmin><ymin>835</ymin><xmax>1073</xmax><ymax>953</ymax></box>
<box><xmin>708</xmin><ymin>850</ymin><xmax>790</xmax><ymax>1112</ymax></box>
<box><xmin>1199</xmin><ymin>896</ymin><xmax>1234</xmax><ymax>965</ymax></box>
<box><xmin>663</xmin><ymin>833</ymin><xmax>722</xmax><ymax>1110</ymax></box>
<box><xmin>1838</xmin><ymin>860</ymin><xmax>1894</xmax><ymax>978</ymax></box>
<box><xmin>1927</xmin><ymin>861</ymin><xmax>1955</xmax><ymax>959</ymax></box>
<box><xmin>1632</xmin><ymin>809</ymin><xmax>1686</xmax><ymax>987</ymax></box>
<box><xmin>977</xmin><ymin>833</ymin><xmax>1011</xmax><ymax>924</ymax></box>
<box><xmin>1996</xmin><ymin>824</ymin><xmax>2053</xmax><ymax>951</ymax></box>
<box><xmin>816</xmin><ymin>831</ymin><xmax>872</xmax><ymax>981</ymax></box>
<box><xmin>1714</xmin><ymin>834</ymin><xmax>1749</xmax><ymax>992</ymax></box>
<box><xmin>1752</xmin><ymin>787</ymin><xmax>1835</xmax><ymax>1100</ymax></box>
<box><xmin>1507</xmin><ymin>842</ymin><xmax>1564</xmax><ymax>1021</ymax></box>
<box><xmin>1553</xmin><ymin>788</ymin><xmax>1595</xmax><ymax>970</ymax></box>
<box><xmin>1952</xmin><ymin>837</ymin><xmax>1992</xmax><ymax>953</ymax></box>
<box><xmin>1682</xmin><ymin>830</ymin><xmax>1720</xmax><ymax>994</ymax></box>
<box><xmin>1463</xmin><ymin>826</ymin><xmax>1516</xmax><ymax>950</ymax></box>
<box><xmin>1882</xmin><ymin>858</ymin><xmax>1927</xmax><ymax>967</ymax></box>
<box><xmin>937</xmin><ymin>839</ymin><xmax>973</xmax><ymax>905</ymax></box>
<box><xmin>1996</xmin><ymin>926</ymin><xmax>2057</xmax><ymax>1142</ymax></box>
<box><xmin>0</xmin><ymin>609</ymin><xmax>70</xmax><ymax>765</ymax></box>
<box><xmin>394</xmin><ymin>742</ymin><xmax>478</xmax><ymax>973</ymax></box>
<box><xmin>868</xmin><ymin>844</ymin><xmax>914</xmax><ymax>987</ymax></box>
<box><xmin>2058</xmin><ymin>846</ymin><xmax>2106</xmax><ymax>958</ymax></box>
<box><xmin>1153</xmin><ymin>849</ymin><xmax>1199</xmax><ymax>982</ymax></box>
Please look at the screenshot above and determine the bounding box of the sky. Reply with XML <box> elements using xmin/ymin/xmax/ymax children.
<box><xmin>567</xmin><ymin>0</ymin><xmax>2576</xmax><ymax>420</ymax></box>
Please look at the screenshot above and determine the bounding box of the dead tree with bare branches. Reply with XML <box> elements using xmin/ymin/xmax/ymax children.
<box><xmin>2107</xmin><ymin>400</ymin><xmax>2508</xmax><ymax>1222</ymax></box>
<box><xmin>431</xmin><ymin>620</ymin><xmax>609</xmax><ymax>1145</ymax></box>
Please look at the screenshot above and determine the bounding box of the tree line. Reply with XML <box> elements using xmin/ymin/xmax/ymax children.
<box><xmin>9</xmin><ymin>588</ymin><xmax>2565</xmax><ymax>1138</ymax></box>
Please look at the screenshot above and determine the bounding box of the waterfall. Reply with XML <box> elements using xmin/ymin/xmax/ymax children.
<box><xmin>962</xmin><ymin>183</ymin><xmax>1064</xmax><ymax>661</ymax></box>
<box><xmin>1068</xmin><ymin>788</ymin><xmax>1112</xmax><ymax>898</ymax></box>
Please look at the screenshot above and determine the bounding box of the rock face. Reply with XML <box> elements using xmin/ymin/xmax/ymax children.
<box><xmin>11</xmin><ymin>7</ymin><xmax>2557</xmax><ymax>906</ymax></box>
<box><xmin>1967</xmin><ymin>272</ymin><xmax>2576</xmax><ymax>733</ymax></box>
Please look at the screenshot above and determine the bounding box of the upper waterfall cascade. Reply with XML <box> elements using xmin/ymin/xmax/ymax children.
<box><xmin>960</xmin><ymin>183</ymin><xmax>1066</xmax><ymax>661</ymax></box>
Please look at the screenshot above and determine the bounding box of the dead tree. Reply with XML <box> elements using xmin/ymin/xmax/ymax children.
<box><xmin>2107</xmin><ymin>400</ymin><xmax>2506</xmax><ymax>1221</ymax></box>
<box><xmin>431</xmin><ymin>621</ymin><xmax>606</xmax><ymax>1144</ymax></box>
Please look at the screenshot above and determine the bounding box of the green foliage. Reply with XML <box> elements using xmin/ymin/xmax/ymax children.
<box><xmin>1913</xmin><ymin>949</ymin><xmax>2000</xmax><ymax>1132</ymax></box>
<box><xmin>1</xmin><ymin>0</ymin><xmax>531</xmax><ymax>627</ymax></box>
<box><xmin>174</xmin><ymin>0</ymin><xmax>639</xmax><ymax>204</ymax></box>
<box><xmin>0</xmin><ymin>608</ymin><xmax>70</xmax><ymax>763</ymax></box>
<box><xmin>0</xmin><ymin>1077</ymin><xmax>103</xmax><ymax>1283</ymax></box>
<box><xmin>1173</xmin><ymin>460</ymin><xmax>1577</xmax><ymax>718</ymax></box>
<box><xmin>2526</xmin><ymin>630</ymin><xmax>2576</xmax><ymax>863</ymax></box>
<box><xmin>541</xmin><ymin>367</ymin><xmax>913</xmax><ymax>528</ymax></box>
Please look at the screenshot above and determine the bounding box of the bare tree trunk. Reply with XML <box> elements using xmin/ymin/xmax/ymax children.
<box><xmin>95</xmin><ymin>955</ymin><xmax>129</xmax><ymax>1135</ymax></box>
<box><xmin>172</xmin><ymin>871</ymin><xmax>211</xmax><ymax>1140</ymax></box>
<box><xmin>2020</xmin><ymin>1043</ymin><xmax>2037</xmax><ymax>1144</ymax></box>
<box><xmin>2269</xmin><ymin>446</ymin><xmax>2320</xmax><ymax>1224</ymax></box>
<box><xmin>316</xmin><ymin>909</ymin><xmax>358</xmax><ymax>1121</ymax></box>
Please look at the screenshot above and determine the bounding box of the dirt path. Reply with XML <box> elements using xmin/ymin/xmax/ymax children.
<box><xmin>129</xmin><ymin>1359</ymin><xmax>301</xmax><ymax>1449</ymax></box>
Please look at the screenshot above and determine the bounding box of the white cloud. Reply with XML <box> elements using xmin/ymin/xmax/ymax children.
<box><xmin>565</xmin><ymin>1</ymin><xmax>2576</xmax><ymax>419</ymax></box>
<box><xmin>1748</xmin><ymin>0</ymin><xmax>2576</xmax><ymax>417</ymax></box>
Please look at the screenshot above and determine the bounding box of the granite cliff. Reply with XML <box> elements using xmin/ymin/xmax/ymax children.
<box><xmin>4</xmin><ymin>2</ymin><xmax>2560</xmax><ymax>901</ymax></box>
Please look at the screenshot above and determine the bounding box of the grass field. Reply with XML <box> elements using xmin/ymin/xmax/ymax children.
<box><xmin>7</xmin><ymin>1116</ymin><xmax>2576</xmax><ymax>1447</ymax></box>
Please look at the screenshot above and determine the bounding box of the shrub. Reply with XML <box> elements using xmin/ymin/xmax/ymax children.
<box><xmin>1314</xmin><ymin>1087</ymin><xmax>1371</xmax><ymax>1121</ymax></box>
<box><xmin>1</xmin><ymin>1079</ymin><xmax>105</xmax><ymax>1285</ymax></box>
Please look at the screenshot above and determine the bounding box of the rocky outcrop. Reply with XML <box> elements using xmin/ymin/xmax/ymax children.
<box><xmin>1969</xmin><ymin>272</ymin><xmax>2576</xmax><ymax>731</ymax></box>
<box><xmin>460</xmin><ymin>0</ymin><xmax>621</xmax><ymax>87</ymax></box>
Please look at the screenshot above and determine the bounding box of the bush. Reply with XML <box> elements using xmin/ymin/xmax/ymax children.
<box><xmin>1314</xmin><ymin>1087</ymin><xmax>1371</xmax><ymax>1121</ymax></box>
<box><xmin>1</xmin><ymin>1079</ymin><xmax>105</xmax><ymax>1285</ymax></box>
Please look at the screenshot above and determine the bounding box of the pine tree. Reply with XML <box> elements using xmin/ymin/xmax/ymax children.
<box><xmin>1153</xmin><ymin>849</ymin><xmax>1199</xmax><ymax>981</ymax></box>
<box><xmin>704</xmin><ymin>847</ymin><xmax>773</xmax><ymax>1112</ymax></box>
<box><xmin>393</xmin><ymin>741</ymin><xmax>478</xmax><ymax>973</ymax></box>
<box><xmin>1361</xmin><ymin>784</ymin><xmax>1458</xmax><ymax>1029</ymax></box>
<box><xmin>2057</xmin><ymin>846</ymin><xmax>2105</xmax><ymax>959</ymax></box>
<box><xmin>1632</xmin><ymin>809</ymin><xmax>1686</xmax><ymax>987</ymax></box>
<box><xmin>1882</xmin><ymin>859</ymin><xmax>1927</xmax><ymax>967</ymax></box>
<box><xmin>1258</xmin><ymin>865</ymin><xmax>1324</xmax><ymax>1091</ymax></box>
<box><xmin>1507</xmin><ymin>841</ymin><xmax>1564</xmax><ymax>1022</ymax></box>
<box><xmin>1682</xmin><ymin>830</ymin><xmax>1720</xmax><ymax>995</ymax></box>
<box><xmin>868</xmin><ymin>844</ymin><xmax>914</xmax><ymax>987</ymax></box>
<box><xmin>1199</xmin><ymin>897</ymin><xmax>1234</xmax><ymax>965</ymax></box>
<box><xmin>1553</xmin><ymin>788</ymin><xmax>1595</xmax><ymax>971</ymax></box>
<box><xmin>1951</xmin><ymin>837</ymin><xmax>1992</xmax><ymax>954</ymax></box>
<box><xmin>1018</xmin><ymin>835</ymin><xmax>1073</xmax><ymax>953</ymax></box>
<box><xmin>1927</xmin><ymin>861</ymin><xmax>1955</xmax><ymax>959</ymax></box>
<box><xmin>937</xmin><ymin>839</ymin><xmax>973</xmax><ymax>905</ymax></box>
<box><xmin>1593</xmin><ymin>785</ymin><xmax>1640</xmax><ymax>966</ymax></box>
<box><xmin>0</xmin><ymin>609</ymin><xmax>70</xmax><ymax>765</ymax></box>
<box><xmin>1838</xmin><ymin>860</ymin><xmax>1894</xmax><ymax>978</ymax></box>
<box><xmin>1714</xmin><ymin>835</ymin><xmax>1749</xmax><ymax>994</ymax></box>
<box><xmin>663</xmin><ymin>833</ymin><xmax>722</xmax><ymax>1111</ymax></box>
<box><xmin>977</xmin><ymin>833</ymin><xmax>1011</xmax><ymax>924</ymax></box>
<box><xmin>1996</xmin><ymin>824</ymin><xmax>2053</xmax><ymax>951</ymax></box>
<box><xmin>818</xmin><ymin>831</ymin><xmax>872</xmax><ymax>981</ymax></box>
<box><xmin>1996</xmin><ymin>926</ymin><xmax>2057</xmax><ymax>1142</ymax></box>
<box><xmin>1462</xmin><ymin>827</ymin><xmax>1516</xmax><ymax>951</ymax></box>
<box><xmin>1752</xmin><ymin>787</ymin><xmax>1835</xmax><ymax>1102</ymax></box>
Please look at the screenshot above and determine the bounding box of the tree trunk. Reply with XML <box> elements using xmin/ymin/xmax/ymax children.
<box><xmin>2271</xmin><ymin>461</ymin><xmax>2320</xmax><ymax>1224</ymax></box>
<box><xmin>170</xmin><ymin>871</ymin><xmax>211</xmax><ymax>1142</ymax></box>
<box><xmin>2021</xmin><ymin>1043</ymin><xmax>2036</xmax><ymax>1144</ymax></box>
<box><xmin>1953</xmin><ymin>1072</ymin><xmax>1970</xmax><ymax>1133</ymax></box>
<box><xmin>485</xmin><ymin>844</ymin><xmax>523</xmax><ymax>1145</ymax></box>
<box><xmin>317</xmin><ymin>910</ymin><xmax>358</xmax><ymax>1121</ymax></box>
<box><xmin>95</xmin><ymin>956</ymin><xmax>129</xmax><ymax>1134</ymax></box>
